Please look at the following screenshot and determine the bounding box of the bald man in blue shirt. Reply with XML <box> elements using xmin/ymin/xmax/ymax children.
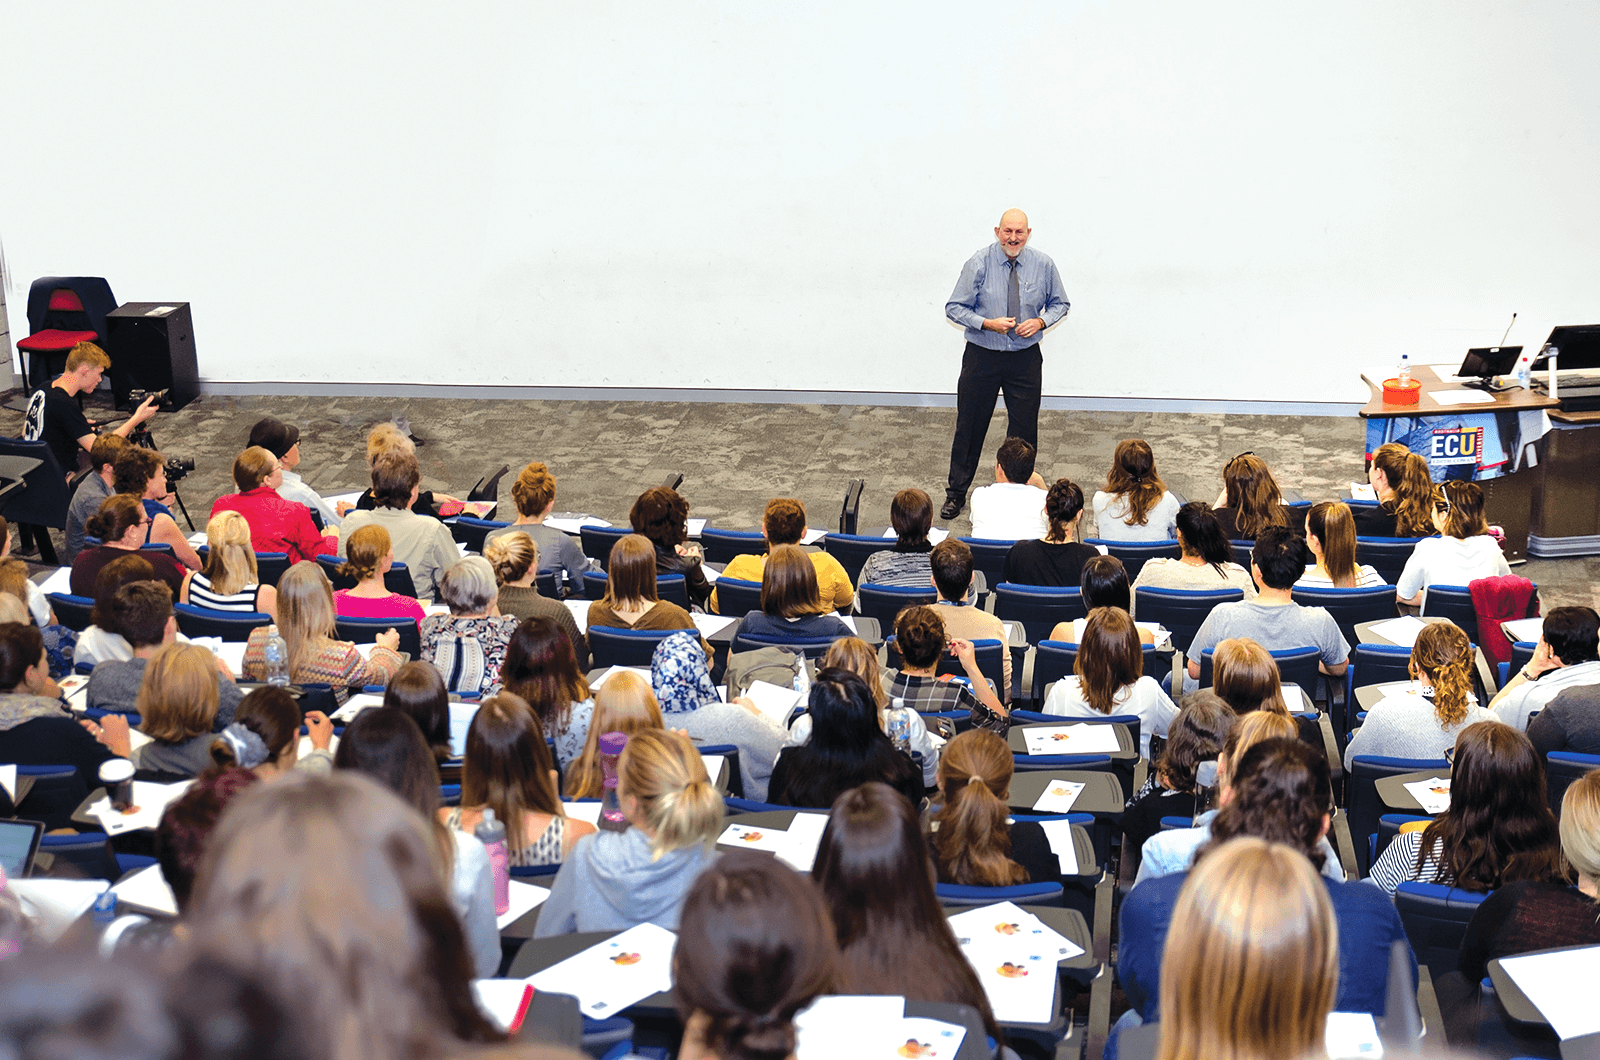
<box><xmin>941</xmin><ymin>209</ymin><xmax>1070</xmax><ymax>521</ymax></box>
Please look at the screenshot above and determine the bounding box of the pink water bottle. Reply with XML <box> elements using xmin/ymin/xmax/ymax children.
<box><xmin>475</xmin><ymin>807</ymin><xmax>511</xmax><ymax>916</ymax></box>
<box><xmin>599</xmin><ymin>731</ymin><xmax>630</xmax><ymax>833</ymax></box>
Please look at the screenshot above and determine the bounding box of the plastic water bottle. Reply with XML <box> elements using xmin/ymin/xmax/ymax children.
<box><xmin>793</xmin><ymin>660</ymin><xmax>811</xmax><ymax>698</ymax></box>
<box><xmin>91</xmin><ymin>888</ymin><xmax>117</xmax><ymax>926</ymax></box>
<box><xmin>474</xmin><ymin>808</ymin><xmax>511</xmax><ymax>916</ymax></box>
<box><xmin>262</xmin><ymin>625</ymin><xmax>290</xmax><ymax>686</ymax></box>
<box><xmin>598</xmin><ymin>731</ymin><xmax>629</xmax><ymax>833</ymax></box>
<box><xmin>887</xmin><ymin>698</ymin><xmax>912</xmax><ymax>753</ymax></box>
<box><xmin>1396</xmin><ymin>353</ymin><xmax>1411</xmax><ymax>388</ymax></box>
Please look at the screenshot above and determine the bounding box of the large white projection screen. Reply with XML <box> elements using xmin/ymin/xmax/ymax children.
<box><xmin>4</xmin><ymin>1</ymin><xmax>1597</xmax><ymax>404</ymax></box>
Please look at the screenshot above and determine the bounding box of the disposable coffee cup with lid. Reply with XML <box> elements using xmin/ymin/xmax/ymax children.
<box><xmin>100</xmin><ymin>759</ymin><xmax>135</xmax><ymax>811</ymax></box>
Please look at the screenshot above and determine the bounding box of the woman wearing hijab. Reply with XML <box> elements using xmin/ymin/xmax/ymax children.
<box><xmin>650</xmin><ymin>632</ymin><xmax>789</xmax><ymax>802</ymax></box>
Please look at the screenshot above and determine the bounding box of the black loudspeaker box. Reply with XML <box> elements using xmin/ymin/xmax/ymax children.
<box><xmin>106</xmin><ymin>302</ymin><xmax>200</xmax><ymax>412</ymax></box>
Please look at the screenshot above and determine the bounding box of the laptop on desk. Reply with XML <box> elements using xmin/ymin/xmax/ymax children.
<box><xmin>0</xmin><ymin>818</ymin><xmax>44</xmax><ymax>879</ymax></box>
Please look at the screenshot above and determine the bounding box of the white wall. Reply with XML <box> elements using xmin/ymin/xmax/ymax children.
<box><xmin>5</xmin><ymin>1</ymin><xmax>1598</xmax><ymax>403</ymax></box>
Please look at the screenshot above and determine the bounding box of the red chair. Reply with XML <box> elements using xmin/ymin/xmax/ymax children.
<box><xmin>16</xmin><ymin>277</ymin><xmax>117</xmax><ymax>392</ymax></box>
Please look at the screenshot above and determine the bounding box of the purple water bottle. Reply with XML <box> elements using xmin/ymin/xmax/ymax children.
<box><xmin>599</xmin><ymin>731</ymin><xmax>630</xmax><ymax>833</ymax></box>
<box><xmin>475</xmin><ymin>807</ymin><xmax>511</xmax><ymax>916</ymax></box>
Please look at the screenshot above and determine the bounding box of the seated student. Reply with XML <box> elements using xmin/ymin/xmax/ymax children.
<box><xmin>928</xmin><ymin>729</ymin><xmax>1059</xmax><ymax>885</ymax></box>
<box><xmin>180</xmin><ymin>511</ymin><xmax>278</xmax><ymax>618</ymax></box>
<box><xmin>332</xmin><ymin>523</ymin><xmax>426</xmax><ymax>632</ymax></box>
<box><xmin>652</xmin><ymin>632</ymin><xmax>786</xmax><ymax>802</ymax></box>
<box><xmin>970</xmin><ymin>436</ymin><xmax>1049</xmax><ymax>540</ymax></box>
<box><xmin>586</xmin><ymin>534</ymin><xmax>706</xmax><ymax>653</ymax></box>
<box><xmin>420</xmin><ymin>557</ymin><xmax>519</xmax><ymax>697</ymax></box>
<box><xmin>859</xmin><ymin>487</ymin><xmax>937</xmax><ymax>588</ymax></box>
<box><xmin>445</xmin><ymin>692</ymin><xmax>595</xmax><ymax>868</ymax></box>
<box><xmin>1092</xmin><ymin>439</ymin><xmax>1180</xmax><ymax>541</ymax></box>
<box><xmin>1185</xmin><ymin>525</ymin><xmax>1348</xmax><ymax>694</ymax></box>
<box><xmin>0</xmin><ymin>555</ymin><xmax>71</xmax><ymax>678</ymax></box>
<box><xmin>75</xmin><ymin>553</ymin><xmax>163</xmax><ymax>667</ymax></box>
<box><xmin>1357</xmin><ymin>442</ymin><xmax>1437</xmax><ymax>538</ymax></box>
<box><xmin>27</xmin><ymin>341</ymin><xmax>157</xmax><ymax>479</ymax></box>
<box><xmin>630</xmin><ymin>485</ymin><xmax>712</xmax><ymax>608</ymax></box>
<box><xmin>1049</xmin><ymin>554</ymin><xmax>1158</xmax><ymax>645</ymax></box>
<box><xmin>336</xmin><ymin>706</ymin><xmax>498</xmax><ymax>979</ymax></box>
<box><xmin>1120</xmin><ymin>692</ymin><xmax>1235</xmax><ymax>857</ymax></box>
<box><xmin>72</xmin><ymin>494</ymin><xmax>191</xmax><ymax>601</ymax></box>
<box><xmin>482</xmin><ymin>531</ymin><xmax>587</xmax><ymax>664</ymax></box>
<box><xmin>113</xmin><ymin>445</ymin><xmax>202</xmax><ymax>570</ymax></box>
<box><xmin>347</xmin><ymin>423</ymin><xmax>460</xmax><ymax>518</ymax></box>
<box><xmin>769</xmin><ymin>669</ymin><xmax>924</xmax><ymax>810</ymax></box>
<box><xmin>565</xmin><ymin>670</ymin><xmax>662</xmax><ymax>797</ymax></box>
<box><xmin>0</xmin><ymin>622</ymin><xmax>113</xmax><ymax>794</ymax></box>
<box><xmin>383</xmin><ymin>661</ymin><xmax>454</xmax><ymax>765</ymax></box>
<box><xmin>1119</xmin><ymin>739</ymin><xmax>1413</xmax><ymax>1028</ymax></box>
<box><xmin>1395</xmin><ymin>480</ymin><xmax>1511</xmax><ymax>608</ymax></box>
<box><xmin>1128</xmin><ymin>837</ymin><xmax>1339</xmax><ymax>1060</ymax></box>
<box><xmin>209</xmin><ymin>446</ymin><xmax>338</xmax><ymax>566</ymax></box>
<box><xmin>338</xmin><ymin>449</ymin><xmax>461</xmax><ymax>601</ymax></box>
<box><xmin>732</xmin><ymin>544</ymin><xmax>853</xmax><ymax>643</ymax></box>
<box><xmin>246</xmin><ymin>416</ymin><xmax>342</xmax><ymax>530</ymax></box>
<box><xmin>1002</xmin><ymin>477</ymin><xmax>1100</xmax><ymax>586</ymax></box>
<box><xmin>85</xmin><ymin>580</ymin><xmax>243</xmax><ymax>725</ymax></box>
<box><xmin>1297</xmin><ymin>500</ymin><xmax>1386</xmax><ymax>588</ymax></box>
<box><xmin>712</xmin><ymin>496</ymin><xmax>853</xmax><ymax>613</ymax></box>
<box><xmin>1368</xmin><ymin>721</ymin><xmax>1565</xmax><ymax>896</ymax></box>
<box><xmin>183</xmin><ymin>771</ymin><xmax>506</xmax><ymax>1060</ymax></box>
<box><xmin>1529</xmin><ymin>681</ymin><xmax>1600</xmax><ymax>756</ymax></box>
<box><xmin>790</xmin><ymin>636</ymin><xmax>945</xmax><ymax>791</ymax></box>
<box><xmin>930</xmin><ymin>538</ymin><xmax>1011</xmax><ymax>700</ymax></box>
<box><xmin>535</xmin><ymin>728</ymin><xmax>722</xmax><ymax>937</ymax></box>
<box><xmin>812</xmin><ymin>782</ymin><xmax>1001</xmax><ymax>1043</ymax></box>
<box><xmin>483</xmin><ymin>461</ymin><xmax>594</xmax><ymax>593</ymax></box>
<box><xmin>1138</xmin><ymin>711</ymin><xmax>1343</xmax><ymax>884</ymax></box>
<box><xmin>1211</xmin><ymin>637</ymin><xmax>1295</xmax><ymax>715</ymax></box>
<box><xmin>502</xmin><ymin>616</ymin><xmax>595</xmax><ymax>769</ymax></box>
<box><xmin>1438</xmin><ymin>770</ymin><xmax>1600</xmax><ymax>1043</ymax></box>
<box><xmin>1131</xmin><ymin>502</ymin><xmax>1257</xmax><ymax>605</ymax></box>
<box><xmin>675</xmin><ymin>853</ymin><xmax>840</xmax><ymax>1060</ymax></box>
<box><xmin>212</xmin><ymin>685</ymin><xmax>333</xmax><ymax>778</ymax></box>
<box><xmin>1490</xmin><ymin>606</ymin><xmax>1600</xmax><ymax>730</ymax></box>
<box><xmin>242</xmin><ymin>561</ymin><xmax>404</xmax><ymax>687</ymax></box>
<box><xmin>1210</xmin><ymin>452</ymin><xmax>1304</xmax><ymax>542</ymax></box>
<box><xmin>1344</xmin><ymin>622</ymin><xmax>1496</xmax><ymax>769</ymax></box>
<box><xmin>883</xmin><ymin>606</ymin><xmax>1008</xmax><ymax>738</ymax></box>
<box><xmin>1042</xmin><ymin>606</ymin><xmax>1178</xmax><ymax>757</ymax></box>
<box><xmin>85</xmin><ymin>643</ymin><xmax>230</xmax><ymax>778</ymax></box>
<box><xmin>64</xmin><ymin>434</ymin><xmax>128</xmax><ymax>562</ymax></box>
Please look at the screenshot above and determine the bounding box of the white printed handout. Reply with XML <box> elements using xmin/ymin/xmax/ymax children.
<box><xmin>743</xmin><ymin>680</ymin><xmax>804</xmax><ymax>726</ymax></box>
<box><xmin>564</xmin><ymin>599</ymin><xmax>590</xmax><ymax>633</ymax></box>
<box><xmin>1499</xmin><ymin>945</ymin><xmax>1600</xmax><ymax>1040</ymax></box>
<box><xmin>330</xmin><ymin>693</ymin><xmax>386</xmax><ymax>722</ymax></box>
<box><xmin>1035</xmin><ymin>817</ymin><xmax>1082</xmax><ymax>875</ymax></box>
<box><xmin>1367</xmin><ymin>615</ymin><xmax>1428</xmax><ymax>648</ymax></box>
<box><xmin>89</xmin><ymin>780</ymin><xmax>194</xmax><ymax>835</ymax></box>
<box><xmin>1020</xmin><ymin>724</ymin><xmax>1122</xmax><ymax>756</ymax></box>
<box><xmin>795</xmin><ymin>995</ymin><xmax>970</xmax><ymax>1059</ymax></box>
<box><xmin>527</xmin><ymin>921</ymin><xmax>677</xmax><ymax>1018</ymax></box>
<box><xmin>109</xmin><ymin>863</ymin><xmax>179</xmax><ymax>917</ymax></box>
<box><xmin>718</xmin><ymin>821</ymin><xmax>790</xmax><ymax>852</ymax></box>
<box><xmin>1324</xmin><ymin>1011</ymin><xmax>1385</xmax><ymax>1058</ymax></box>
<box><xmin>544</xmin><ymin>514</ymin><xmax>611</xmax><ymax>534</ymax></box>
<box><xmin>1402</xmin><ymin>777</ymin><xmax>1451</xmax><ymax>814</ymax></box>
<box><xmin>1030</xmin><ymin>778</ymin><xmax>1086</xmax><ymax>814</ymax></box>
<box><xmin>691</xmin><ymin>613</ymin><xmax>737</xmax><ymax>639</ymax></box>
<box><xmin>775</xmin><ymin>812</ymin><xmax>830</xmax><ymax>873</ymax></box>
<box><xmin>1500</xmin><ymin>617</ymin><xmax>1544</xmax><ymax>644</ymax></box>
<box><xmin>947</xmin><ymin>901</ymin><xmax>1083</xmax><ymax>1023</ymax></box>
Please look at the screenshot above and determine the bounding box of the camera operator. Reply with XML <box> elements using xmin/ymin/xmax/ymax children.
<box><xmin>23</xmin><ymin>342</ymin><xmax>159</xmax><ymax>478</ymax></box>
<box><xmin>112</xmin><ymin>447</ymin><xmax>202</xmax><ymax>570</ymax></box>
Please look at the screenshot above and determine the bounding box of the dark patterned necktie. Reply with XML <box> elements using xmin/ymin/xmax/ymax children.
<box><xmin>1006</xmin><ymin>258</ymin><xmax>1021</xmax><ymax>326</ymax></box>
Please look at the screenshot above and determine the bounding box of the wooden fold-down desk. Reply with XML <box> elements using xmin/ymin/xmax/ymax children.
<box><xmin>1357</xmin><ymin>365</ymin><xmax>1561</xmax><ymax>562</ymax></box>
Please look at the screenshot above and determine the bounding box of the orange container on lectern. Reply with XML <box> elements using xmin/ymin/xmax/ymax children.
<box><xmin>1382</xmin><ymin>378</ymin><xmax>1421</xmax><ymax>405</ymax></box>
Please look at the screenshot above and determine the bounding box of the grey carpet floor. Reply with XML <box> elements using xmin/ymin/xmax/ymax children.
<box><xmin>6</xmin><ymin>389</ymin><xmax>1595</xmax><ymax>610</ymax></box>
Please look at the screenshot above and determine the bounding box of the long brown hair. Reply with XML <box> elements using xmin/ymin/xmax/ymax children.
<box><xmin>1436</xmin><ymin>479</ymin><xmax>1490</xmax><ymax>540</ymax></box>
<box><xmin>1074</xmin><ymin>606</ymin><xmax>1143</xmax><ymax>713</ymax></box>
<box><xmin>1306</xmin><ymin>501</ymin><xmax>1359</xmax><ymax>587</ymax></box>
<box><xmin>812</xmin><ymin>783</ymin><xmax>1000</xmax><ymax>1040</ymax></box>
<box><xmin>760</xmin><ymin>544</ymin><xmax>825</xmax><ymax>618</ymax></box>
<box><xmin>1104</xmin><ymin>439</ymin><xmax>1167</xmax><ymax>526</ymax></box>
<box><xmin>1220</xmin><ymin>454</ymin><xmax>1288</xmax><ymax>539</ymax></box>
<box><xmin>461</xmin><ymin>693</ymin><xmax>563</xmax><ymax>844</ymax></box>
<box><xmin>1156</xmin><ymin>837</ymin><xmax>1337</xmax><ymax>1060</ymax></box>
<box><xmin>564</xmin><ymin>670</ymin><xmax>663</xmax><ymax>798</ymax></box>
<box><xmin>500</xmin><ymin>616</ymin><xmax>591</xmax><ymax>736</ymax></box>
<box><xmin>333</xmin><ymin>705</ymin><xmax>454</xmax><ymax>875</ymax></box>
<box><xmin>1211</xmin><ymin>638</ymin><xmax>1290</xmax><ymax>716</ymax></box>
<box><xmin>187</xmin><ymin>772</ymin><xmax>502</xmax><ymax>1060</ymax></box>
<box><xmin>1157</xmin><ymin>693</ymin><xmax>1236</xmax><ymax>793</ymax></box>
<box><xmin>929</xmin><ymin>730</ymin><xmax>1026</xmax><ymax>886</ymax></box>
<box><xmin>1370</xmin><ymin>442</ymin><xmax>1435</xmax><ymax>536</ymax></box>
<box><xmin>601</xmin><ymin>534</ymin><xmax>659</xmax><ymax>609</ymax></box>
<box><xmin>1417</xmin><ymin>721</ymin><xmax>1565</xmax><ymax>892</ymax></box>
<box><xmin>275</xmin><ymin>561</ymin><xmax>340</xmax><ymax>676</ymax></box>
<box><xmin>1410</xmin><ymin>622</ymin><xmax>1474</xmax><ymax>727</ymax></box>
<box><xmin>1202</xmin><ymin>738</ymin><xmax>1331</xmax><ymax>872</ymax></box>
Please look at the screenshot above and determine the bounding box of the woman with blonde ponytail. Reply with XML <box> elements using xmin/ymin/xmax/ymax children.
<box><xmin>928</xmin><ymin>730</ymin><xmax>1058</xmax><ymax>885</ymax></box>
<box><xmin>1343</xmin><ymin>621</ymin><xmax>1497</xmax><ymax>768</ymax></box>
<box><xmin>534</xmin><ymin>728</ymin><xmax>721</xmax><ymax>937</ymax></box>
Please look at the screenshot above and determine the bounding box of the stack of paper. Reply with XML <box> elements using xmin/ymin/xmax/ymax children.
<box><xmin>297</xmin><ymin>733</ymin><xmax>341</xmax><ymax>760</ymax></box>
<box><xmin>1402</xmin><ymin>777</ymin><xmax>1451</xmax><ymax>814</ymax></box>
<box><xmin>527</xmin><ymin>921</ymin><xmax>677</xmax><ymax>1017</ymax></box>
<box><xmin>88</xmin><ymin>780</ymin><xmax>194</xmax><ymax>835</ymax></box>
<box><xmin>1020</xmin><ymin>724</ymin><xmax>1122</xmax><ymax>756</ymax></box>
<box><xmin>947</xmin><ymin>902</ymin><xmax>1082</xmax><ymax>1023</ymax></box>
<box><xmin>794</xmin><ymin>996</ymin><xmax>968</xmax><ymax>1059</ymax></box>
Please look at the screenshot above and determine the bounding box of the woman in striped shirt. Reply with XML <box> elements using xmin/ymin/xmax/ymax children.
<box><xmin>180</xmin><ymin>511</ymin><xmax>277</xmax><ymax>619</ymax></box>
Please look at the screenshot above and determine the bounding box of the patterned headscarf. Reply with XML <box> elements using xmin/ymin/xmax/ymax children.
<box><xmin>651</xmin><ymin>633</ymin><xmax>719</xmax><ymax>715</ymax></box>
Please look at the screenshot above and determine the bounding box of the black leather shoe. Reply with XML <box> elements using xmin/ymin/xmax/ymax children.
<box><xmin>940</xmin><ymin>497</ymin><xmax>962</xmax><ymax>520</ymax></box>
